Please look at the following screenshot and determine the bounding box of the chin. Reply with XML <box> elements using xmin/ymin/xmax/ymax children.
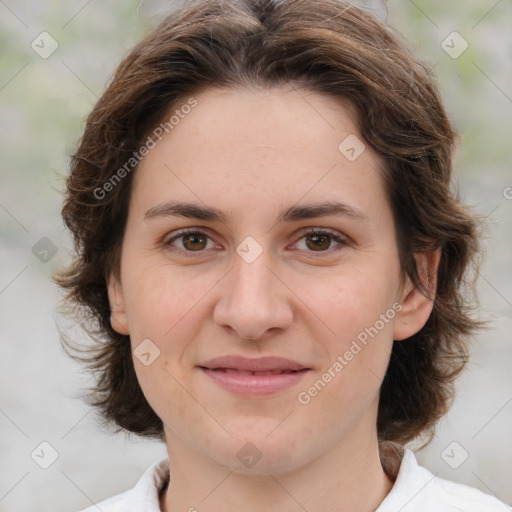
<box><xmin>205</xmin><ymin>432</ymin><xmax>306</xmax><ymax>477</ymax></box>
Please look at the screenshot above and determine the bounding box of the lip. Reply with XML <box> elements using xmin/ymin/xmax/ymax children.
<box><xmin>200</xmin><ymin>355</ymin><xmax>309</xmax><ymax>372</ymax></box>
<box><xmin>197</xmin><ymin>355</ymin><xmax>311</xmax><ymax>396</ymax></box>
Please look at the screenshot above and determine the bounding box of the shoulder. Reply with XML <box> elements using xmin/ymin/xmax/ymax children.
<box><xmin>76</xmin><ymin>458</ymin><xmax>170</xmax><ymax>512</ymax></box>
<box><xmin>430</xmin><ymin>470</ymin><xmax>511</xmax><ymax>512</ymax></box>
<box><xmin>378</xmin><ymin>448</ymin><xmax>511</xmax><ymax>512</ymax></box>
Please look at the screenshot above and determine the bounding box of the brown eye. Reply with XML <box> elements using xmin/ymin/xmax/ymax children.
<box><xmin>294</xmin><ymin>229</ymin><xmax>350</xmax><ymax>256</ymax></box>
<box><xmin>164</xmin><ymin>228</ymin><xmax>349</xmax><ymax>259</ymax></box>
<box><xmin>305</xmin><ymin>233</ymin><xmax>332</xmax><ymax>251</ymax></box>
<box><xmin>181</xmin><ymin>232</ymin><xmax>208</xmax><ymax>251</ymax></box>
<box><xmin>164</xmin><ymin>229</ymin><xmax>215</xmax><ymax>257</ymax></box>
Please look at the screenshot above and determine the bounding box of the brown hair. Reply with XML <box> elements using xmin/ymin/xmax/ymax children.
<box><xmin>54</xmin><ymin>0</ymin><xmax>483</xmax><ymax>446</ymax></box>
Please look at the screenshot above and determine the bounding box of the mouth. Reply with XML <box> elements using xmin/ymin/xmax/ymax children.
<box><xmin>204</xmin><ymin>368</ymin><xmax>306</xmax><ymax>375</ymax></box>
<box><xmin>199</xmin><ymin>355</ymin><xmax>310</xmax><ymax>372</ymax></box>
<box><xmin>197</xmin><ymin>356</ymin><xmax>311</xmax><ymax>396</ymax></box>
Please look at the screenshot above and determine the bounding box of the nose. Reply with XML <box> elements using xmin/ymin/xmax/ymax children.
<box><xmin>213</xmin><ymin>250</ymin><xmax>294</xmax><ymax>341</ymax></box>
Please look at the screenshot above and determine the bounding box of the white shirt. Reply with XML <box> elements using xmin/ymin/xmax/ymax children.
<box><xmin>78</xmin><ymin>448</ymin><xmax>511</xmax><ymax>511</ymax></box>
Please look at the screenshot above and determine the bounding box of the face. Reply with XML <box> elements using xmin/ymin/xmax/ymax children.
<box><xmin>108</xmin><ymin>84</ymin><xmax>436</xmax><ymax>475</ymax></box>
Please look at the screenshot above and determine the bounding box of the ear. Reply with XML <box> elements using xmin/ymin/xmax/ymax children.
<box><xmin>393</xmin><ymin>249</ymin><xmax>441</xmax><ymax>341</ymax></box>
<box><xmin>107</xmin><ymin>273</ymin><xmax>130</xmax><ymax>335</ymax></box>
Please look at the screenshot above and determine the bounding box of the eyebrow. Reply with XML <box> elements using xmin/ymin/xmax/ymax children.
<box><xmin>143</xmin><ymin>200</ymin><xmax>371</xmax><ymax>224</ymax></box>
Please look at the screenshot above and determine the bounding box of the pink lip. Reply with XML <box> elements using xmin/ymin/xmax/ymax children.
<box><xmin>200</xmin><ymin>368</ymin><xmax>310</xmax><ymax>396</ymax></box>
<box><xmin>198</xmin><ymin>355</ymin><xmax>311</xmax><ymax>396</ymax></box>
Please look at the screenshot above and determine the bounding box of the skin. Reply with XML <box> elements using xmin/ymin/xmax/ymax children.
<box><xmin>108</xmin><ymin>84</ymin><xmax>440</xmax><ymax>512</ymax></box>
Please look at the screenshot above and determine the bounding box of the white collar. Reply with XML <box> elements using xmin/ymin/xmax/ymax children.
<box><xmin>87</xmin><ymin>448</ymin><xmax>510</xmax><ymax>511</ymax></box>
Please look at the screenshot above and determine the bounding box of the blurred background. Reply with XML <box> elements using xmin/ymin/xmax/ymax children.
<box><xmin>0</xmin><ymin>1</ymin><xmax>511</xmax><ymax>510</ymax></box>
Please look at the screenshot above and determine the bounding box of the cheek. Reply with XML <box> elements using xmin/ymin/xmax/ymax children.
<box><xmin>301</xmin><ymin>268</ymin><xmax>398</xmax><ymax>397</ymax></box>
<box><xmin>314</xmin><ymin>267</ymin><xmax>399</xmax><ymax>339</ymax></box>
<box><xmin>122</xmin><ymin>260</ymin><xmax>213</xmax><ymax>341</ymax></box>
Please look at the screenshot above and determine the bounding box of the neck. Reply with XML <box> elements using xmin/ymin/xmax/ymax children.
<box><xmin>160</xmin><ymin>431</ymin><xmax>397</xmax><ymax>512</ymax></box>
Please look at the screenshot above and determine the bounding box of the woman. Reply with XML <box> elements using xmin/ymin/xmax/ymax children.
<box><xmin>54</xmin><ymin>0</ymin><xmax>511</xmax><ymax>510</ymax></box>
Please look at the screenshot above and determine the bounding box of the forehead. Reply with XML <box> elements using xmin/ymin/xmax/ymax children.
<box><xmin>161</xmin><ymin>84</ymin><xmax>361</xmax><ymax>165</ymax></box>
<box><xmin>131</xmin><ymin>84</ymin><xmax>389</xmax><ymax>227</ymax></box>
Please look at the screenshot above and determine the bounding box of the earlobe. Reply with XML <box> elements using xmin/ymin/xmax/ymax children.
<box><xmin>393</xmin><ymin>249</ymin><xmax>441</xmax><ymax>341</ymax></box>
<box><xmin>107</xmin><ymin>274</ymin><xmax>130</xmax><ymax>335</ymax></box>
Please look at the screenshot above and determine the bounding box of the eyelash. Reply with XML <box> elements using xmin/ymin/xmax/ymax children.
<box><xmin>163</xmin><ymin>227</ymin><xmax>351</xmax><ymax>258</ymax></box>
